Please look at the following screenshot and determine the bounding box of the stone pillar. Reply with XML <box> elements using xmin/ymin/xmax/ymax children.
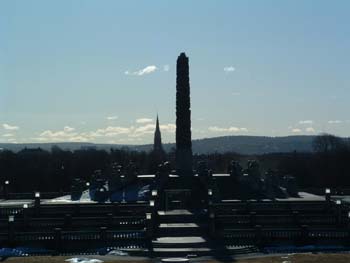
<box><xmin>175</xmin><ymin>52</ymin><xmax>193</xmax><ymax>175</ymax></box>
<box><xmin>254</xmin><ymin>225</ymin><xmax>263</xmax><ymax>247</ymax></box>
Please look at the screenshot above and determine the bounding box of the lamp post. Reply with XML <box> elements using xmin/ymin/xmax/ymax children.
<box><xmin>336</xmin><ymin>200</ymin><xmax>342</xmax><ymax>226</ymax></box>
<box><xmin>145</xmin><ymin>212</ymin><xmax>153</xmax><ymax>252</ymax></box>
<box><xmin>208</xmin><ymin>188</ymin><xmax>213</xmax><ymax>207</ymax></box>
<box><xmin>325</xmin><ymin>188</ymin><xmax>331</xmax><ymax>203</ymax></box>
<box><xmin>34</xmin><ymin>192</ymin><xmax>40</xmax><ymax>216</ymax></box>
<box><xmin>4</xmin><ymin>180</ymin><xmax>9</xmax><ymax>199</ymax></box>
<box><xmin>8</xmin><ymin>215</ymin><xmax>15</xmax><ymax>245</ymax></box>
<box><xmin>23</xmin><ymin>203</ymin><xmax>29</xmax><ymax>226</ymax></box>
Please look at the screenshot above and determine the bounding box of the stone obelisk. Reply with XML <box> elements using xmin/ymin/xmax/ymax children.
<box><xmin>176</xmin><ymin>53</ymin><xmax>193</xmax><ymax>175</ymax></box>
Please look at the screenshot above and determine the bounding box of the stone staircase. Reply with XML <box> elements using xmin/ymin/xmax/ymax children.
<box><xmin>152</xmin><ymin>209</ymin><xmax>259</xmax><ymax>257</ymax></box>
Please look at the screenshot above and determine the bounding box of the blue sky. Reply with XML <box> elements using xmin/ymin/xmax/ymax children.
<box><xmin>1</xmin><ymin>0</ymin><xmax>350</xmax><ymax>144</ymax></box>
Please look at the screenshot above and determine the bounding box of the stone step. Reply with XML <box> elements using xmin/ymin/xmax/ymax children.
<box><xmin>158</xmin><ymin>223</ymin><xmax>203</xmax><ymax>228</ymax></box>
<box><xmin>156</xmin><ymin>224</ymin><xmax>208</xmax><ymax>237</ymax></box>
<box><xmin>157</xmin><ymin>209</ymin><xmax>207</xmax><ymax>216</ymax></box>
<box><xmin>151</xmin><ymin>245</ymin><xmax>259</xmax><ymax>257</ymax></box>
<box><xmin>152</xmin><ymin>236</ymin><xmax>209</xmax><ymax>248</ymax></box>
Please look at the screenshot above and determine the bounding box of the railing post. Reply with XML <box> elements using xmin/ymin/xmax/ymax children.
<box><xmin>100</xmin><ymin>226</ymin><xmax>107</xmax><ymax>243</ymax></box>
<box><xmin>54</xmin><ymin>228</ymin><xmax>62</xmax><ymax>254</ymax></box>
<box><xmin>301</xmin><ymin>224</ymin><xmax>309</xmax><ymax>244</ymax></box>
<box><xmin>113</xmin><ymin>203</ymin><xmax>118</xmax><ymax>216</ymax></box>
<box><xmin>74</xmin><ymin>204</ymin><xmax>80</xmax><ymax>216</ymax></box>
<box><xmin>292</xmin><ymin>211</ymin><xmax>299</xmax><ymax>226</ymax></box>
<box><xmin>209</xmin><ymin>210</ymin><xmax>216</xmax><ymax>238</ymax></box>
<box><xmin>107</xmin><ymin>213</ymin><xmax>113</xmax><ymax>228</ymax></box>
<box><xmin>64</xmin><ymin>214</ymin><xmax>72</xmax><ymax>229</ymax></box>
<box><xmin>254</xmin><ymin>225</ymin><xmax>262</xmax><ymax>247</ymax></box>
<box><xmin>250</xmin><ymin>211</ymin><xmax>256</xmax><ymax>227</ymax></box>
<box><xmin>245</xmin><ymin>200</ymin><xmax>251</xmax><ymax>213</ymax></box>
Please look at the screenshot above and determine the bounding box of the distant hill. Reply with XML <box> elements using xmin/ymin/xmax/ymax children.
<box><xmin>0</xmin><ymin>135</ymin><xmax>318</xmax><ymax>155</ymax></box>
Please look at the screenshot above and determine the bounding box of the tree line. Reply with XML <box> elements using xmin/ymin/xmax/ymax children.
<box><xmin>0</xmin><ymin>134</ymin><xmax>349</xmax><ymax>193</ymax></box>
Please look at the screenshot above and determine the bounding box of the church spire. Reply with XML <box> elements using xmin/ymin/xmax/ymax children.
<box><xmin>153</xmin><ymin>115</ymin><xmax>163</xmax><ymax>152</ymax></box>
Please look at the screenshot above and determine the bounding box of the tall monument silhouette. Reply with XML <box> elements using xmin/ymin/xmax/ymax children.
<box><xmin>175</xmin><ymin>53</ymin><xmax>193</xmax><ymax>175</ymax></box>
<box><xmin>153</xmin><ymin>115</ymin><xmax>164</xmax><ymax>154</ymax></box>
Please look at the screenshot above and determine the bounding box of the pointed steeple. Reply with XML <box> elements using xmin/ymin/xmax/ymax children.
<box><xmin>153</xmin><ymin>115</ymin><xmax>163</xmax><ymax>152</ymax></box>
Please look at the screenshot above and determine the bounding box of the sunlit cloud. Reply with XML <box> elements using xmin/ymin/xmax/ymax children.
<box><xmin>305</xmin><ymin>127</ymin><xmax>315</xmax><ymax>133</ymax></box>
<box><xmin>125</xmin><ymin>65</ymin><xmax>158</xmax><ymax>76</ymax></box>
<box><xmin>208</xmin><ymin>126</ymin><xmax>248</xmax><ymax>133</ymax></box>
<box><xmin>2</xmin><ymin>134</ymin><xmax>14</xmax><ymax>137</ymax></box>
<box><xmin>328</xmin><ymin>120</ymin><xmax>343</xmax><ymax>124</ymax></box>
<box><xmin>298</xmin><ymin>120</ymin><xmax>313</xmax><ymax>125</ymax></box>
<box><xmin>224</xmin><ymin>66</ymin><xmax>235</xmax><ymax>73</ymax></box>
<box><xmin>291</xmin><ymin>128</ymin><xmax>302</xmax><ymax>133</ymax></box>
<box><xmin>163</xmin><ymin>65</ymin><xmax>170</xmax><ymax>72</ymax></box>
<box><xmin>33</xmin><ymin>122</ymin><xmax>176</xmax><ymax>143</ymax></box>
<box><xmin>6</xmin><ymin>138</ymin><xmax>17</xmax><ymax>143</ymax></box>
<box><xmin>63</xmin><ymin>126</ymin><xmax>75</xmax><ymax>132</ymax></box>
<box><xmin>136</xmin><ymin>118</ymin><xmax>153</xmax><ymax>124</ymax></box>
<box><xmin>106</xmin><ymin>116</ymin><xmax>118</xmax><ymax>121</ymax></box>
<box><xmin>3</xmin><ymin>124</ymin><xmax>19</xmax><ymax>130</ymax></box>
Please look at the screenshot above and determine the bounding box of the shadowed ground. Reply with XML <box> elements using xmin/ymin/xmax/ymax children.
<box><xmin>3</xmin><ymin>253</ymin><xmax>350</xmax><ymax>263</ymax></box>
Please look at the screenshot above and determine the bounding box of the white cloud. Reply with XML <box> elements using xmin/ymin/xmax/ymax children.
<box><xmin>208</xmin><ymin>126</ymin><xmax>248</xmax><ymax>133</ymax></box>
<box><xmin>163</xmin><ymin>65</ymin><xmax>170</xmax><ymax>72</ymax></box>
<box><xmin>7</xmin><ymin>138</ymin><xmax>17</xmax><ymax>143</ymax></box>
<box><xmin>94</xmin><ymin>126</ymin><xmax>132</xmax><ymax>137</ymax></box>
<box><xmin>136</xmin><ymin>118</ymin><xmax>153</xmax><ymax>124</ymax></box>
<box><xmin>2</xmin><ymin>133</ymin><xmax>14</xmax><ymax>137</ymax></box>
<box><xmin>160</xmin><ymin>124</ymin><xmax>176</xmax><ymax>133</ymax></box>
<box><xmin>3</xmin><ymin>124</ymin><xmax>19</xmax><ymax>130</ymax></box>
<box><xmin>224</xmin><ymin>66</ymin><xmax>235</xmax><ymax>73</ymax></box>
<box><xmin>305</xmin><ymin>127</ymin><xmax>315</xmax><ymax>133</ymax></box>
<box><xmin>34</xmin><ymin>122</ymin><xmax>176</xmax><ymax>143</ymax></box>
<box><xmin>63</xmin><ymin>126</ymin><xmax>75</xmax><ymax>132</ymax></box>
<box><xmin>328</xmin><ymin>120</ymin><xmax>343</xmax><ymax>124</ymax></box>
<box><xmin>106</xmin><ymin>116</ymin><xmax>118</xmax><ymax>121</ymax></box>
<box><xmin>232</xmin><ymin>92</ymin><xmax>240</xmax><ymax>96</ymax></box>
<box><xmin>298</xmin><ymin>120</ymin><xmax>313</xmax><ymax>125</ymax></box>
<box><xmin>292</xmin><ymin>128</ymin><xmax>302</xmax><ymax>133</ymax></box>
<box><xmin>125</xmin><ymin>65</ymin><xmax>158</xmax><ymax>76</ymax></box>
<box><xmin>137</xmin><ymin>65</ymin><xmax>157</xmax><ymax>75</ymax></box>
